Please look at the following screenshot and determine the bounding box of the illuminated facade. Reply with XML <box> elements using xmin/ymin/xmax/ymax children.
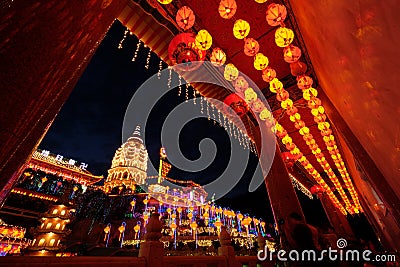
<box><xmin>104</xmin><ymin>126</ymin><xmax>148</xmax><ymax>193</ymax></box>
<box><xmin>0</xmin><ymin>219</ymin><xmax>30</xmax><ymax>255</ymax></box>
<box><xmin>8</xmin><ymin>150</ymin><xmax>103</xmax><ymax>203</ymax></box>
<box><xmin>28</xmin><ymin>204</ymin><xmax>73</xmax><ymax>256</ymax></box>
<box><xmin>29</xmin><ymin>150</ymin><xmax>103</xmax><ymax>186</ymax></box>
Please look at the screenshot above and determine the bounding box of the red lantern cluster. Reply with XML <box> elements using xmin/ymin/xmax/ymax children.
<box><xmin>223</xmin><ymin>94</ymin><xmax>249</xmax><ymax>117</ymax></box>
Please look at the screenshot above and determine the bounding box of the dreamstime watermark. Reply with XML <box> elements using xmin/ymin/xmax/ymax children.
<box><xmin>257</xmin><ymin>238</ymin><xmax>397</xmax><ymax>263</ymax></box>
<box><xmin>122</xmin><ymin>61</ymin><xmax>276</xmax><ymax>206</ymax></box>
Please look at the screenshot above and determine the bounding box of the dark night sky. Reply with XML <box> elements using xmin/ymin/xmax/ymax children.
<box><xmin>39</xmin><ymin>20</ymin><xmax>326</xmax><ymax>224</ymax></box>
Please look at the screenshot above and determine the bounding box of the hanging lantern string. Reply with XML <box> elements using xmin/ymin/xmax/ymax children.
<box><xmin>235</xmin><ymin>3</ymin><xmax>358</xmax><ymax>212</ymax></box>
<box><xmin>118</xmin><ymin>29</ymin><xmax>129</xmax><ymax>49</ymax></box>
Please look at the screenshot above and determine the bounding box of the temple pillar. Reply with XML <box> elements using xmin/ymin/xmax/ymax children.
<box><xmin>0</xmin><ymin>0</ymin><xmax>128</xmax><ymax>206</ymax></box>
<box><xmin>253</xmin><ymin>123</ymin><xmax>305</xmax><ymax>249</ymax></box>
<box><xmin>318</xmin><ymin>193</ymin><xmax>356</xmax><ymax>240</ymax></box>
<box><xmin>265</xmin><ymin>144</ymin><xmax>306</xmax><ymax>249</ymax></box>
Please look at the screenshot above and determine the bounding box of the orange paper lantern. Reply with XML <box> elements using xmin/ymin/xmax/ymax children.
<box><xmin>262</xmin><ymin>67</ymin><xmax>277</xmax><ymax>82</ymax></box>
<box><xmin>283</xmin><ymin>45</ymin><xmax>302</xmax><ymax>63</ymax></box>
<box><xmin>297</xmin><ymin>76</ymin><xmax>314</xmax><ymax>90</ymax></box>
<box><xmin>176</xmin><ymin>6</ymin><xmax>195</xmax><ymax>30</ymax></box>
<box><xmin>266</xmin><ymin>4</ymin><xmax>287</xmax><ymax>27</ymax></box>
<box><xmin>251</xmin><ymin>99</ymin><xmax>266</xmax><ymax>113</ymax></box>
<box><xmin>243</xmin><ymin>38</ymin><xmax>260</xmax><ymax>57</ymax></box>
<box><xmin>210</xmin><ymin>48</ymin><xmax>226</xmax><ymax>66</ymax></box>
<box><xmin>218</xmin><ymin>0</ymin><xmax>237</xmax><ymax>19</ymax></box>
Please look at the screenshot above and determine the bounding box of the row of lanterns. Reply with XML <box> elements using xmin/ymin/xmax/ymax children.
<box><xmin>262</xmin><ymin>4</ymin><xmax>362</xmax><ymax>214</ymax></box>
<box><xmin>166</xmin><ymin>4</ymin><xmax>260</xmax><ymax>152</ymax></box>
<box><xmin>159</xmin><ymin>0</ymin><xmax>361</xmax><ymax>214</ymax></box>
<box><xmin>274</xmin><ymin>123</ymin><xmax>347</xmax><ymax>214</ymax></box>
<box><xmin>207</xmin><ymin>0</ymin><xmax>361</xmax><ymax>214</ymax></box>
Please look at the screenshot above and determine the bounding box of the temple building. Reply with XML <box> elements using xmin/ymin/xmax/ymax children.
<box><xmin>0</xmin><ymin>149</ymin><xmax>103</xmax><ymax>254</ymax></box>
<box><xmin>104</xmin><ymin>125</ymin><xmax>148</xmax><ymax>193</ymax></box>
<box><xmin>0</xmin><ymin>219</ymin><xmax>30</xmax><ymax>255</ymax></box>
<box><xmin>27</xmin><ymin>204</ymin><xmax>74</xmax><ymax>256</ymax></box>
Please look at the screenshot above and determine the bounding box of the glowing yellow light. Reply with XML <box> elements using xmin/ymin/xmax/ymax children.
<box><xmin>275</xmin><ymin>27</ymin><xmax>294</xmax><ymax>47</ymax></box>
<box><xmin>253</xmin><ymin>53</ymin><xmax>269</xmax><ymax>70</ymax></box>
<box><xmin>224</xmin><ymin>63</ymin><xmax>239</xmax><ymax>81</ymax></box>
<box><xmin>157</xmin><ymin>0</ymin><xmax>173</xmax><ymax>4</ymax></box>
<box><xmin>269</xmin><ymin>78</ymin><xmax>283</xmax><ymax>93</ymax></box>
<box><xmin>233</xmin><ymin>19</ymin><xmax>250</xmax><ymax>39</ymax></box>
<box><xmin>195</xmin><ymin>30</ymin><xmax>212</xmax><ymax>50</ymax></box>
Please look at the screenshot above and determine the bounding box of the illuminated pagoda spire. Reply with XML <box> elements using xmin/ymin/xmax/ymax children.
<box><xmin>104</xmin><ymin>125</ymin><xmax>148</xmax><ymax>194</ymax></box>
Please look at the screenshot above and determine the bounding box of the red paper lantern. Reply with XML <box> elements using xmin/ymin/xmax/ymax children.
<box><xmin>290</xmin><ymin>61</ymin><xmax>307</xmax><ymax>76</ymax></box>
<box><xmin>282</xmin><ymin>151</ymin><xmax>295</xmax><ymax>168</ymax></box>
<box><xmin>168</xmin><ymin>33</ymin><xmax>206</xmax><ymax>71</ymax></box>
<box><xmin>286</xmin><ymin>143</ymin><xmax>296</xmax><ymax>151</ymax></box>
<box><xmin>223</xmin><ymin>94</ymin><xmax>249</xmax><ymax>117</ymax></box>
<box><xmin>310</xmin><ymin>185</ymin><xmax>324</xmax><ymax>195</ymax></box>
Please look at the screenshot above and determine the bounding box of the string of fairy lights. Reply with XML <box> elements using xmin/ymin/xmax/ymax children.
<box><xmin>116</xmin><ymin>27</ymin><xmax>258</xmax><ymax>154</ymax></box>
<box><xmin>117</xmin><ymin>0</ymin><xmax>363</xmax><ymax>214</ymax></box>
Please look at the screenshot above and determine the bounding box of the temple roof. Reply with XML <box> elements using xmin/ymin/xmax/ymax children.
<box><xmin>28</xmin><ymin>150</ymin><xmax>103</xmax><ymax>186</ymax></box>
